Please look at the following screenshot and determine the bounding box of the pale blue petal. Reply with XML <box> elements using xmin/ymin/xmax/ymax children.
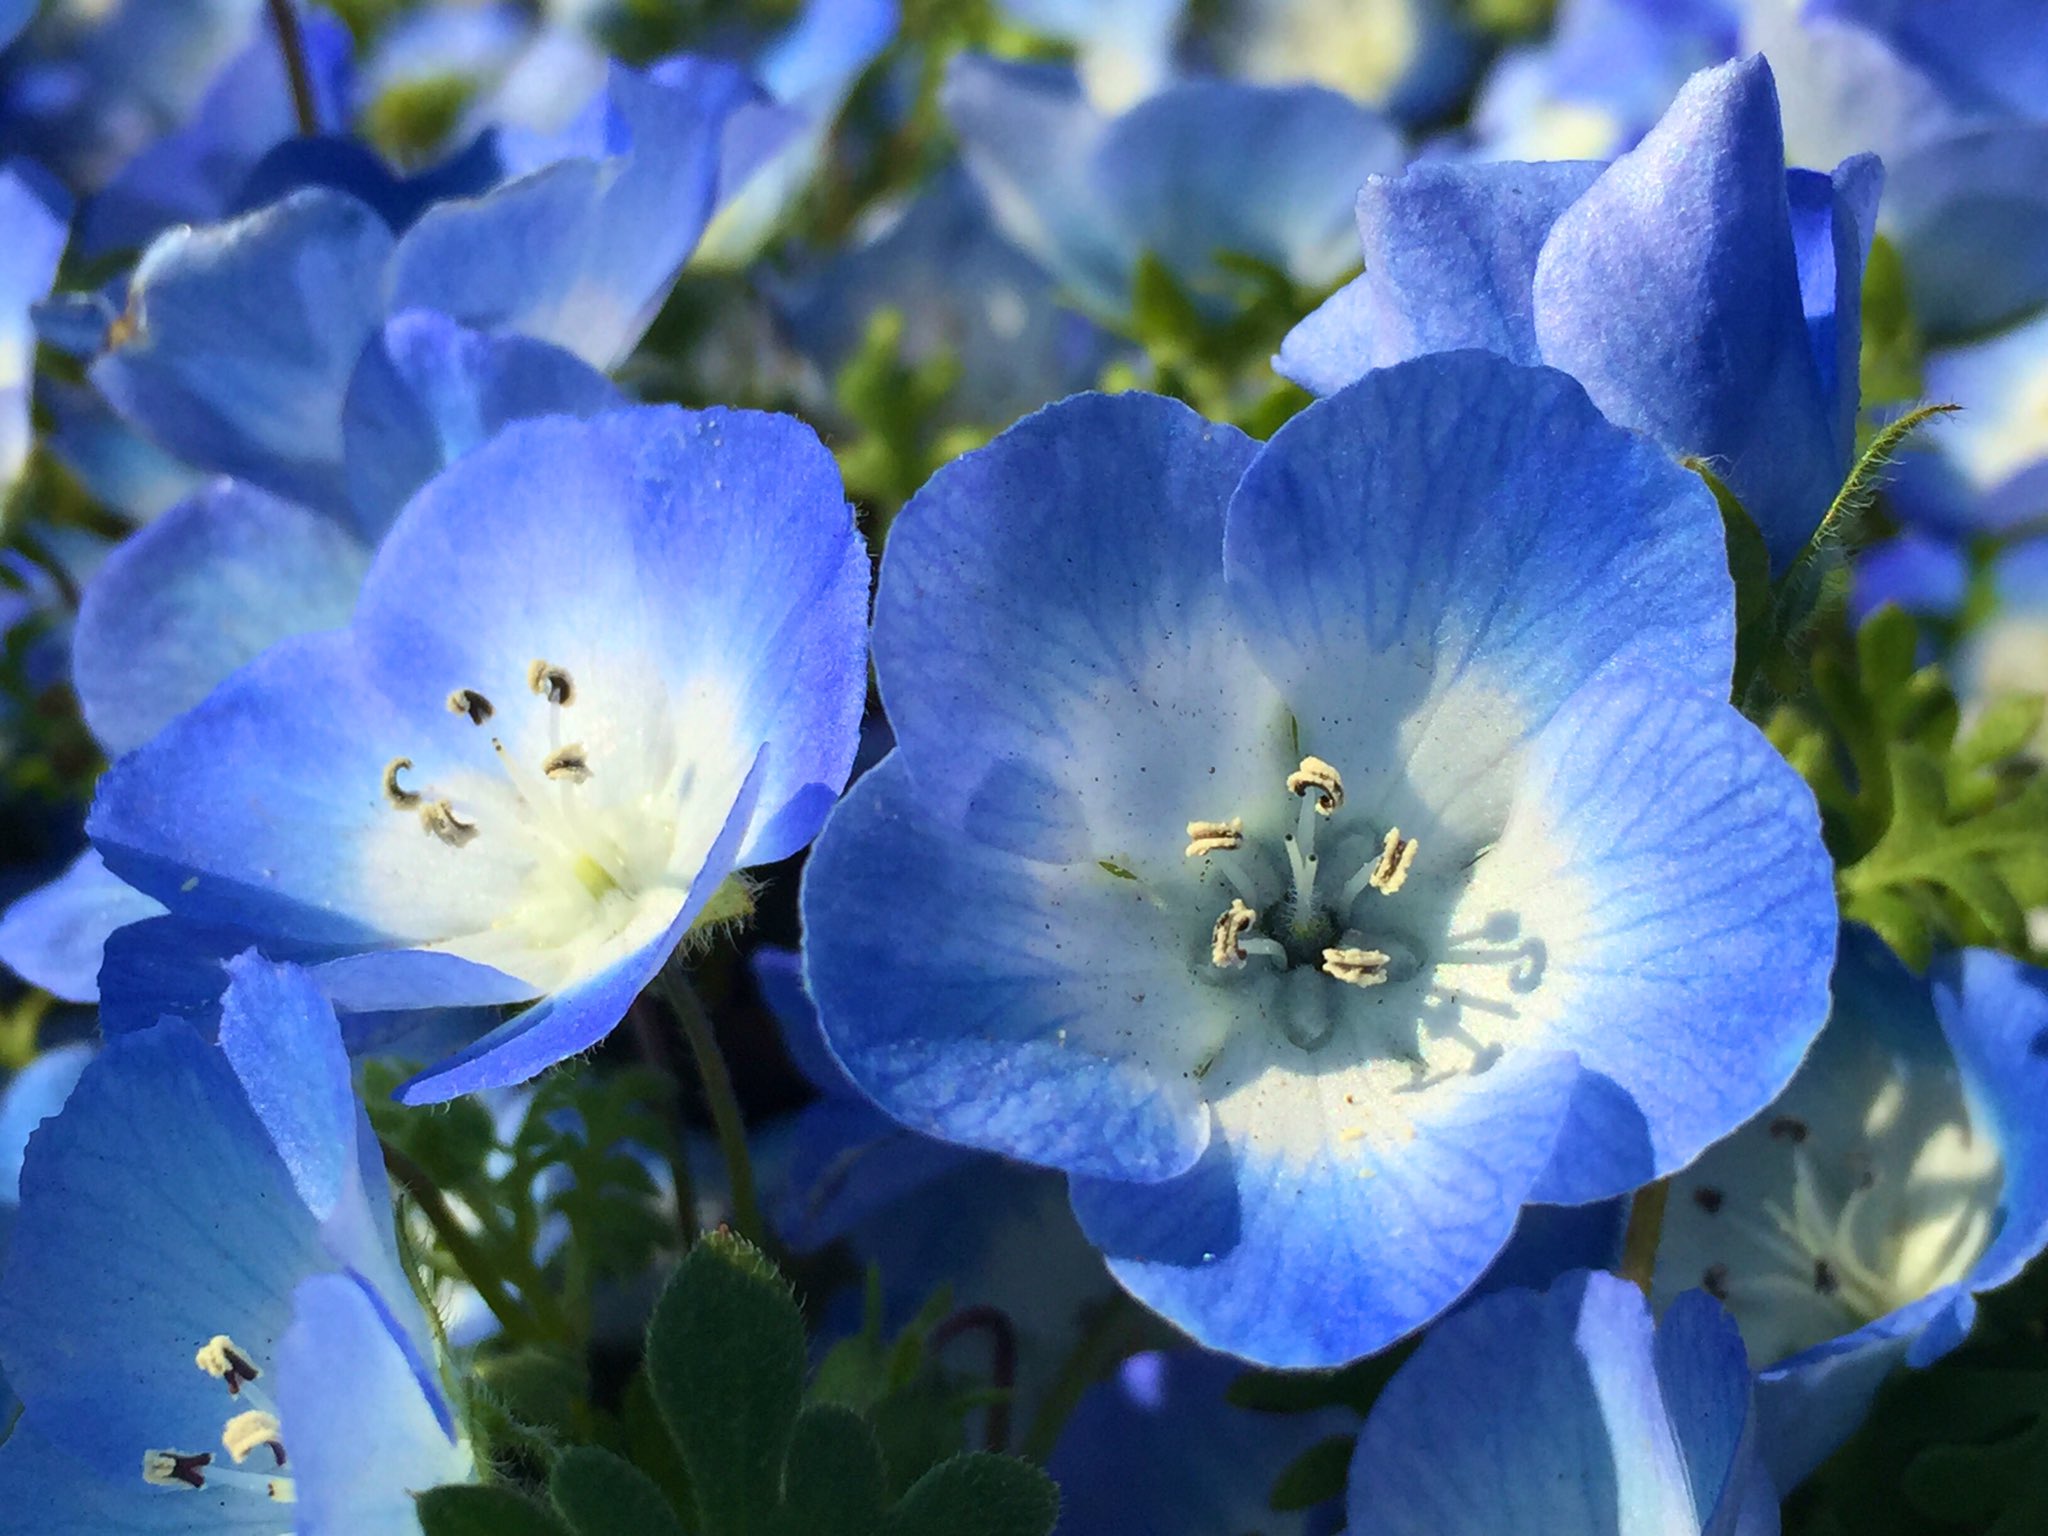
<box><xmin>0</xmin><ymin>1420</ymin><xmax>283</xmax><ymax>1535</ymax></box>
<box><xmin>0</xmin><ymin>1042</ymin><xmax>92</xmax><ymax>1203</ymax></box>
<box><xmin>71</xmin><ymin>478</ymin><xmax>368</xmax><ymax>757</ymax></box>
<box><xmin>0</xmin><ymin>160</ymin><xmax>69</xmax><ymax>495</ymax></box>
<box><xmin>0</xmin><ymin>849</ymin><xmax>164</xmax><ymax>1003</ymax></box>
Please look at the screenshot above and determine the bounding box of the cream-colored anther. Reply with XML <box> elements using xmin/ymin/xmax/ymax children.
<box><xmin>382</xmin><ymin>758</ymin><xmax>421</xmax><ymax>809</ymax></box>
<box><xmin>143</xmin><ymin>1449</ymin><xmax>211</xmax><ymax>1489</ymax></box>
<box><xmin>1286</xmin><ymin>756</ymin><xmax>1345</xmax><ymax>814</ymax></box>
<box><xmin>543</xmin><ymin>745</ymin><xmax>592</xmax><ymax>783</ymax></box>
<box><xmin>222</xmin><ymin>1410</ymin><xmax>284</xmax><ymax>1466</ymax></box>
<box><xmin>420</xmin><ymin>800</ymin><xmax>479</xmax><ymax>848</ymax></box>
<box><xmin>1322</xmin><ymin>946</ymin><xmax>1392</xmax><ymax>987</ymax></box>
<box><xmin>1368</xmin><ymin>828</ymin><xmax>1417</xmax><ymax>895</ymax></box>
<box><xmin>1211</xmin><ymin>899</ymin><xmax>1259</xmax><ymax>969</ymax></box>
<box><xmin>447</xmin><ymin>687</ymin><xmax>494</xmax><ymax>725</ymax></box>
<box><xmin>528</xmin><ymin>660</ymin><xmax>575</xmax><ymax>705</ymax></box>
<box><xmin>1185</xmin><ymin>818</ymin><xmax>1245</xmax><ymax>858</ymax></box>
<box><xmin>195</xmin><ymin>1335</ymin><xmax>260</xmax><ymax>1391</ymax></box>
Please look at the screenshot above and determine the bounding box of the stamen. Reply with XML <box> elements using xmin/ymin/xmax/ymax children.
<box><xmin>1322</xmin><ymin>946</ymin><xmax>1391</xmax><ymax>987</ymax></box>
<box><xmin>143</xmin><ymin>1450</ymin><xmax>212</xmax><ymax>1489</ymax></box>
<box><xmin>1769</xmin><ymin>1116</ymin><xmax>1810</xmax><ymax>1143</ymax></box>
<box><xmin>195</xmin><ymin>1335</ymin><xmax>260</xmax><ymax>1394</ymax></box>
<box><xmin>1286</xmin><ymin>756</ymin><xmax>1345</xmax><ymax>815</ymax></box>
<box><xmin>528</xmin><ymin>660</ymin><xmax>575</xmax><ymax>706</ymax></box>
<box><xmin>1692</xmin><ymin>1186</ymin><xmax>1724</xmax><ymax>1215</ymax></box>
<box><xmin>543</xmin><ymin>745</ymin><xmax>591</xmax><ymax>783</ymax></box>
<box><xmin>420</xmin><ymin>800</ymin><xmax>479</xmax><ymax>848</ymax></box>
<box><xmin>1367</xmin><ymin>828</ymin><xmax>1417</xmax><ymax>895</ymax></box>
<box><xmin>1702</xmin><ymin>1264</ymin><xmax>1730</xmax><ymax>1301</ymax></box>
<box><xmin>1211</xmin><ymin>899</ymin><xmax>1259</xmax><ymax>969</ymax></box>
<box><xmin>447</xmin><ymin>687</ymin><xmax>494</xmax><ymax>725</ymax></box>
<box><xmin>1812</xmin><ymin>1258</ymin><xmax>1840</xmax><ymax>1296</ymax></box>
<box><xmin>382</xmin><ymin>758</ymin><xmax>421</xmax><ymax>810</ymax></box>
<box><xmin>222</xmin><ymin>1410</ymin><xmax>285</xmax><ymax>1466</ymax></box>
<box><xmin>1185</xmin><ymin>818</ymin><xmax>1245</xmax><ymax>857</ymax></box>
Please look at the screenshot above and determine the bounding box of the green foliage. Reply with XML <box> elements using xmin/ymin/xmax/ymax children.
<box><xmin>1267</xmin><ymin>1435</ymin><xmax>1358</xmax><ymax>1513</ymax></box>
<box><xmin>832</xmin><ymin>309</ymin><xmax>988</xmax><ymax>520</ymax></box>
<box><xmin>1860</xmin><ymin>235</ymin><xmax>1925</xmax><ymax>409</ymax></box>
<box><xmin>418</xmin><ymin>1484</ymin><xmax>574</xmax><ymax>1536</ymax></box>
<box><xmin>550</xmin><ymin>1447</ymin><xmax>689</xmax><ymax>1536</ymax></box>
<box><xmin>886</xmin><ymin>1454</ymin><xmax>1060</xmax><ymax>1536</ymax></box>
<box><xmin>774</xmin><ymin>1406</ymin><xmax>890</xmax><ymax>1536</ymax></box>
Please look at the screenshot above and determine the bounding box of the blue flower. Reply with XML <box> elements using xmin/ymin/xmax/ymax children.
<box><xmin>1282</xmin><ymin>56</ymin><xmax>1878</xmax><ymax>571</ymax></box>
<box><xmin>0</xmin><ymin>848</ymin><xmax>164</xmax><ymax>1003</ymax></box>
<box><xmin>0</xmin><ymin>957</ymin><xmax>473</xmax><ymax>1532</ymax></box>
<box><xmin>0</xmin><ymin>157</ymin><xmax>68</xmax><ymax>497</ymax></box>
<box><xmin>802</xmin><ymin>353</ymin><xmax>1836</xmax><ymax>1367</ymax></box>
<box><xmin>1881</xmin><ymin>308</ymin><xmax>2048</xmax><ymax>538</ymax></box>
<box><xmin>88</xmin><ymin>405</ymin><xmax>869</xmax><ymax>1103</ymax></box>
<box><xmin>1652</xmin><ymin>930</ymin><xmax>2048</xmax><ymax>1490</ymax></box>
<box><xmin>1346</xmin><ymin>1270</ymin><xmax>1777</xmax><ymax>1535</ymax></box>
<box><xmin>0</xmin><ymin>1041</ymin><xmax>92</xmax><ymax>1419</ymax></box>
<box><xmin>1048</xmin><ymin>1350</ymin><xmax>1351</xmax><ymax>1535</ymax></box>
<box><xmin>945</xmin><ymin>53</ymin><xmax>1402</xmax><ymax>322</ymax></box>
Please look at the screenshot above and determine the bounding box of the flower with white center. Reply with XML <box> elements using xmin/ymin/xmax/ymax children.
<box><xmin>1345</xmin><ymin>1270</ymin><xmax>1776</xmax><ymax>1536</ymax></box>
<box><xmin>1654</xmin><ymin>931</ymin><xmax>2048</xmax><ymax>1491</ymax></box>
<box><xmin>0</xmin><ymin>957</ymin><xmax>473</xmax><ymax>1534</ymax></box>
<box><xmin>802</xmin><ymin>353</ymin><xmax>1836</xmax><ymax>1367</ymax></box>
<box><xmin>86</xmin><ymin>406</ymin><xmax>869</xmax><ymax>1103</ymax></box>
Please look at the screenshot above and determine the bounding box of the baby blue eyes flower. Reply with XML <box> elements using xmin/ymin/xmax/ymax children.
<box><xmin>802</xmin><ymin>351</ymin><xmax>1836</xmax><ymax>1367</ymax></box>
<box><xmin>87</xmin><ymin>405</ymin><xmax>869</xmax><ymax>1104</ymax></box>
<box><xmin>1881</xmin><ymin>308</ymin><xmax>2048</xmax><ymax>538</ymax></box>
<box><xmin>0</xmin><ymin>958</ymin><xmax>472</xmax><ymax>1533</ymax></box>
<box><xmin>1652</xmin><ymin>930</ymin><xmax>2048</xmax><ymax>1491</ymax></box>
<box><xmin>1346</xmin><ymin>1270</ymin><xmax>1777</xmax><ymax>1535</ymax></box>
<box><xmin>1283</xmin><ymin>55</ymin><xmax>1877</xmax><ymax>572</ymax></box>
<box><xmin>944</xmin><ymin>53</ymin><xmax>1403</xmax><ymax>322</ymax></box>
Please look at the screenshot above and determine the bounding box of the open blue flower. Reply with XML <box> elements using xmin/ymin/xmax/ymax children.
<box><xmin>1282</xmin><ymin>56</ymin><xmax>1877</xmax><ymax>572</ymax></box>
<box><xmin>802</xmin><ymin>353</ymin><xmax>1836</xmax><ymax>1367</ymax></box>
<box><xmin>1346</xmin><ymin>1270</ymin><xmax>1777</xmax><ymax>1535</ymax></box>
<box><xmin>945</xmin><ymin>53</ymin><xmax>1402</xmax><ymax>322</ymax></box>
<box><xmin>0</xmin><ymin>957</ymin><xmax>472</xmax><ymax>1532</ymax></box>
<box><xmin>89</xmin><ymin>404</ymin><xmax>869</xmax><ymax>1103</ymax></box>
<box><xmin>1652</xmin><ymin>930</ymin><xmax>2048</xmax><ymax>1490</ymax></box>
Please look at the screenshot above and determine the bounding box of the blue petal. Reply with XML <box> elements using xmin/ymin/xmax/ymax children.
<box><xmin>1507</xmin><ymin>676</ymin><xmax>1836</xmax><ymax>1203</ymax></box>
<box><xmin>1344</xmin><ymin>1272</ymin><xmax>1745</xmax><ymax>1535</ymax></box>
<box><xmin>757</xmin><ymin>0</ymin><xmax>901</xmax><ymax>111</ymax></box>
<box><xmin>275</xmin><ymin>1271</ymin><xmax>472</xmax><ymax>1533</ymax></box>
<box><xmin>90</xmin><ymin>188</ymin><xmax>393</xmax><ymax>517</ymax></box>
<box><xmin>874</xmin><ymin>391</ymin><xmax>1261</xmax><ymax>864</ymax></box>
<box><xmin>1048</xmin><ymin>1349</ymin><xmax>1351</xmax><ymax>1535</ymax></box>
<box><xmin>340</xmin><ymin>309</ymin><xmax>623</xmax><ymax>542</ymax></box>
<box><xmin>71</xmin><ymin>477</ymin><xmax>368</xmax><ymax>756</ymax></box>
<box><xmin>1275</xmin><ymin>159</ymin><xmax>1602</xmax><ymax>393</ymax></box>
<box><xmin>354</xmin><ymin>406</ymin><xmax>869</xmax><ymax>868</ymax></box>
<box><xmin>0</xmin><ymin>159</ymin><xmax>69</xmax><ymax>495</ymax></box>
<box><xmin>232</xmin><ymin>130</ymin><xmax>508</xmax><ymax>235</ymax></box>
<box><xmin>388</xmin><ymin>58</ymin><xmax>750</xmax><ymax>369</ymax></box>
<box><xmin>1885</xmin><ymin>308</ymin><xmax>2048</xmax><ymax>537</ymax></box>
<box><xmin>802</xmin><ymin>755</ymin><xmax>1217</xmax><ymax>1184</ymax></box>
<box><xmin>1851</xmin><ymin>533</ymin><xmax>1970</xmax><ymax>623</ymax></box>
<box><xmin>1090</xmin><ymin>80</ymin><xmax>1403</xmax><ymax>298</ymax></box>
<box><xmin>1070</xmin><ymin>1046</ymin><xmax>1580</xmax><ymax>1367</ymax></box>
<box><xmin>394</xmin><ymin>745</ymin><xmax>769</xmax><ymax>1104</ymax></box>
<box><xmin>751</xmin><ymin>944</ymin><xmax>861</xmax><ymax>1098</ymax></box>
<box><xmin>0</xmin><ymin>849</ymin><xmax>164</xmax><ymax>1003</ymax></box>
<box><xmin>1787</xmin><ymin>154</ymin><xmax>1882</xmax><ymax>473</ymax></box>
<box><xmin>0</xmin><ymin>1419</ymin><xmax>283</xmax><ymax>1534</ymax></box>
<box><xmin>0</xmin><ymin>1042</ymin><xmax>92</xmax><ymax>1203</ymax></box>
<box><xmin>44</xmin><ymin>380</ymin><xmax>206</xmax><ymax>521</ymax></box>
<box><xmin>1468</xmin><ymin>1198</ymin><xmax>1628</xmax><ymax>1299</ymax></box>
<box><xmin>1656</xmin><ymin>1289</ymin><xmax>1774</xmax><ymax>1535</ymax></box>
<box><xmin>1532</xmin><ymin>57</ymin><xmax>1843</xmax><ymax>569</ymax></box>
<box><xmin>1225</xmin><ymin>354</ymin><xmax>1734</xmax><ymax>744</ymax></box>
<box><xmin>0</xmin><ymin>1022</ymin><xmax>326</xmax><ymax>1477</ymax></box>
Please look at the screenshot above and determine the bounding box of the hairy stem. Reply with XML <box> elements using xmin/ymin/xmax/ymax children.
<box><xmin>656</xmin><ymin>967</ymin><xmax>767</xmax><ymax>1250</ymax></box>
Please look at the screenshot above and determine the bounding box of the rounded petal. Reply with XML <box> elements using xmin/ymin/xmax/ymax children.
<box><xmin>802</xmin><ymin>755</ymin><xmax>1216</xmax><ymax>1184</ymax></box>
<box><xmin>72</xmin><ymin>478</ymin><xmax>369</xmax><ymax>757</ymax></box>
<box><xmin>0</xmin><ymin>850</ymin><xmax>164</xmax><ymax>1004</ymax></box>
<box><xmin>0</xmin><ymin>1042</ymin><xmax>92</xmax><ymax>1203</ymax></box>
<box><xmin>1070</xmin><ymin>1044</ymin><xmax>1580</xmax><ymax>1366</ymax></box>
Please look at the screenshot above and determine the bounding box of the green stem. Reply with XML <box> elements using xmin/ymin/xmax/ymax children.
<box><xmin>1020</xmin><ymin>1295</ymin><xmax>1146</xmax><ymax>1462</ymax></box>
<box><xmin>656</xmin><ymin>968</ymin><xmax>766</xmax><ymax>1250</ymax></box>
<box><xmin>627</xmin><ymin>994</ymin><xmax>701</xmax><ymax>1250</ymax></box>
<box><xmin>264</xmin><ymin>0</ymin><xmax>320</xmax><ymax>136</ymax></box>
<box><xmin>382</xmin><ymin>1142</ymin><xmax>576</xmax><ymax>1348</ymax></box>
<box><xmin>1619</xmin><ymin>1177</ymin><xmax>1671</xmax><ymax>1296</ymax></box>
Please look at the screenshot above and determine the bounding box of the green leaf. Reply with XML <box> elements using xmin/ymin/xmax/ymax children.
<box><xmin>477</xmin><ymin>1348</ymin><xmax>589</xmax><ymax>1436</ymax></box>
<box><xmin>550</xmin><ymin>1447</ymin><xmax>687</xmax><ymax>1536</ymax></box>
<box><xmin>1689</xmin><ymin>460</ymin><xmax>1774</xmax><ymax>703</ymax></box>
<box><xmin>1958</xmin><ymin>693</ymin><xmax>2046</xmax><ymax>771</ymax></box>
<box><xmin>1268</xmin><ymin>1434</ymin><xmax>1355</xmax><ymax>1512</ymax></box>
<box><xmin>1856</xmin><ymin>605</ymin><xmax>1920</xmax><ymax>711</ymax></box>
<box><xmin>775</xmin><ymin>1405</ymin><xmax>888</xmax><ymax>1536</ymax></box>
<box><xmin>417</xmin><ymin>1485</ymin><xmax>574</xmax><ymax>1536</ymax></box>
<box><xmin>646</xmin><ymin>1232</ymin><xmax>807</xmax><ymax>1536</ymax></box>
<box><xmin>885</xmin><ymin>1454</ymin><xmax>1059</xmax><ymax>1536</ymax></box>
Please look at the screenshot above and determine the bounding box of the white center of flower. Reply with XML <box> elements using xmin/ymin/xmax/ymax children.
<box><xmin>142</xmin><ymin>1335</ymin><xmax>297</xmax><ymax>1509</ymax></box>
<box><xmin>1655</xmin><ymin>1044</ymin><xmax>2004</xmax><ymax>1366</ymax></box>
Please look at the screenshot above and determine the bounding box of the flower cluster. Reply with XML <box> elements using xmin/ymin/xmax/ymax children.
<box><xmin>0</xmin><ymin>2</ymin><xmax>2044</xmax><ymax>1533</ymax></box>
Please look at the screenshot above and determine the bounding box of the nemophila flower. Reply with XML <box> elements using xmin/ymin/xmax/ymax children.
<box><xmin>802</xmin><ymin>352</ymin><xmax>1836</xmax><ymax>1367</ymax></box>
<box><xmin>0</xmin><ymin>157</ymin><xmax>68</xmax><ymax>496</ymax></box>
<box><xmin>1953</xmin><ymin>541</ymin><xmax>2048</xmax><ymax>762</ymax></box>
<box><xmin>1652</xmin><ymin>932</ymin><xmax>2048</xmax><ymax>1490</ymax></box>
<box><xmin>0</xmin><ymin>848</ymin><xmax>164</xmax><ymax>1003</ymax></box>
<box><xmin>88</xmin><ymin>405</ymin><xmax>868</xmax><ymax>1103</ymax></box>
<box><xmin>0</xmin><ymin>1040</ymin><xmax>91</xmax><ymax>1418</ymax></box>
<box><xmin>944</xmin><ymin>53</ymin><xmax>1402</xmax><ymax>323</ymax></box>
<box><xmin>1748</xmin><ymin>0</ymin><xmax>2048</xmax><ymax>338</ymax></box>
<box><xmin>1048</xmin><ymin>1351</ymin><xmax>1351</xmax><ymax>1535</ymax></box>
<box><xmin>1346</xmin><ymin>1271</ymin><xmax>1777</xmax><ymax>1535</ymax></box>
<box><xmin>1281</xmin><ymin>56</ymin><xmax>1877</xmax><ymax>572</ymax></box>
<box><xmin>0</xmin><ymin>957</ymin><xmax>472</xmax><ymax>1533</ymax></box>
